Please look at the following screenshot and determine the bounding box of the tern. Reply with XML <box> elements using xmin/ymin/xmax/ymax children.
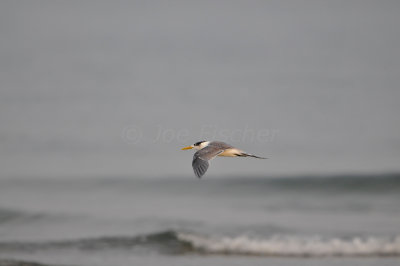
<box><xmin>181</xmin><ymin>141</ymin><xmax>267</xmax><ymax>178</ymax></box>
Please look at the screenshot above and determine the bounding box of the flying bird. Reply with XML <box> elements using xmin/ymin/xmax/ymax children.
<box><xmin>181</xmin><ymin>141</ymin><xmax>267</xmax><ymax>178</ymax></box>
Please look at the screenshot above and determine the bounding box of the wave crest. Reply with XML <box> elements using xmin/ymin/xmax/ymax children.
<box><xmin>1</xmin><ymin>231</ymin><xmax>400</xmax><ymax>257</ymax></box>
<box><xmin>178</xmin><ymin>233</ymin><xmax>400</xmax><ymax>256</ymax></box>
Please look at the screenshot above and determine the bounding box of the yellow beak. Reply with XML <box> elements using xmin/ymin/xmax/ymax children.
<box><xmin>181</xmin><ymin>146</ymin><xmax>193</xmax><ymax>150</ymax></box>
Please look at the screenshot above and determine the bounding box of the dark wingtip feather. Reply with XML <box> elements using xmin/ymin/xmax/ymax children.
<box><xmin>242</xmin><ymin>153</ymin><xmax>268</xmax><ymax>159</ymax></box>
<box><xmin>192</xmin><ymin>158</ymin><xmax>209</xmax><ymax>178</ymax></box>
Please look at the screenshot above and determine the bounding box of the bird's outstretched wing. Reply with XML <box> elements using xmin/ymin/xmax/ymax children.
<box><xmin>192</xmin><ymin>145</ymin><xmax>224</xmax><ymax>178</ymax></box>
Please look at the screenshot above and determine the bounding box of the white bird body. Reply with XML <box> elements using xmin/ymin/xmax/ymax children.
<box><xmin>181</xmin><ymin>140</ymin><xmax>266</xmax><ymax>178</ymax></box>
<box><xmin>218</xmin><ymin>148</ymin><xmax>244</xmax><ymax>157</ymax></box>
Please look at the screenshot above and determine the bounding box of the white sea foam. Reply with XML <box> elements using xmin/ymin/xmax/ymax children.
<box><xmin>177</xmin><ymin>233</ymin><xmax>400</xmax><ymax>256</ymax></box>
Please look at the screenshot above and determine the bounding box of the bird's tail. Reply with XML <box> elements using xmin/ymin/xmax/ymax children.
<box><xmin>238</xmin><ymin>153</ymin><xmax>268</xmax><ymax>159</ymax></box>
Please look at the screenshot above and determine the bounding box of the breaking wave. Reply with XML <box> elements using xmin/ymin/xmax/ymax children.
<box><xmin>1</xmin><ymin>230</ymin><xmax>400</xmax><ymax>257</ymax></box>
<box><xmin>177</xmin><ymin>232</ymin><xmax>400</xmax><ymax>256</ymax></box>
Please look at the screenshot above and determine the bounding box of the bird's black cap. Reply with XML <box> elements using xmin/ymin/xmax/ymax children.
<box><xmin>194</xmin><ymin>141</ymin><xmax>206</xmax><ymax>146</ymax></box>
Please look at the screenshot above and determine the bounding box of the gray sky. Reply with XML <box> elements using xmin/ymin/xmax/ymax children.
<box><xmin>1</xmin><ymin>1</ymin><xmax>399</xmax><ymax>178</ymax></box>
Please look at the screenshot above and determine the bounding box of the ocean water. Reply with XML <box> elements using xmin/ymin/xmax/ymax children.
<box><xmin>1</xmin><ymin>1</ymin><xmax>400</xmax><ymax>178</ymax></box>
<box><xmin>0</xmin><ymin>174</ymin><xmax>399</xmax><ymax>266</ymax></box>
<box><xmin>1</xmin><ymin>1</ymin><xmax>400</xmax><ymax>265</ymax></box>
